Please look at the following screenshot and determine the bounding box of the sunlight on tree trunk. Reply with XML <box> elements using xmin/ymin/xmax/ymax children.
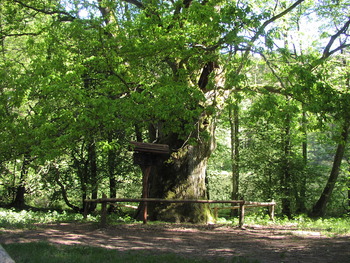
<box><xmin>281</xmin><ymin>105</ymin><xmax>292</xmax><ymax>218</ymax></box>
<box><xmin>311</xmin><ymin>122</ymin><xmax>350</xmax><ymax>217</ymax></box>
<box><xmin>297</xmin><ymin>107</ymin><xmax>308</xmax><ymax>214</ymax></box>
<box><xmin>229</xmin><ymin>100</ymin><xmax>240</xmax><ymax>217</ymax></box>
<box><xmin>147</xmin><ymin>120</ymin><xmax>216</xmax><ymax>223</ymax></box>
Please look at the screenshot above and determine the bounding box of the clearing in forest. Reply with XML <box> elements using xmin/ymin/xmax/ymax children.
<box><xmin>1</xmin><ymin>223</ymin><xmax>350</xmax><ymax>263</ymax></box>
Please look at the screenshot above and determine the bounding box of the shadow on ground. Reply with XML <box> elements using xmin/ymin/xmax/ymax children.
<box><xmin>1</xmin><ymin>223</ymin><xmax>349</xmax><ymax>263</ymax></box>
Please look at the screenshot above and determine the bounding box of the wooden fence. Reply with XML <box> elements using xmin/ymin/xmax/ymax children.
<box><xmin>84</xmin><ymin>196</ymin><xmax>275</xmax><ymax>228</ymax></box>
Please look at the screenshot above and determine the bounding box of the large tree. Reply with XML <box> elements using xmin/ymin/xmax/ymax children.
<box><xmin>3</xmin><ymin>0</ymin><xmax>349</xmax><ymax>221</ymax></box>
<box><xmin>92</xmin><ymin>0</ymin><xmax>306</xmax><ymax>222</ymax></box>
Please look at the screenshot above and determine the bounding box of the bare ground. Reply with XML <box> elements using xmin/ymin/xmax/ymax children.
<box><xmin>0</xmin><ymin>223</ymin><xmax>350</xmax><ymax>263</ymax></box>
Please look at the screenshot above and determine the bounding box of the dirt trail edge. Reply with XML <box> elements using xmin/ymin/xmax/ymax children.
<box><xmin>1</xmin><ymin>223</ymin><xmax>349</xmax><ymax>263</ymax></box>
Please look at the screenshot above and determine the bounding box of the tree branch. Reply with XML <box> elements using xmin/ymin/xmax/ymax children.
<box><xmin>260</xmin><ymin>0</ymin><xmax>305</xmax><ymax>32</ymax></box>
<box><xmin>97</xmin><ymin>0</ymin><xmax>114</xmax><ymax>25</ymax></box>
<box><xmin>52</xmin><ymin>165</ymin><xmax>81</xmax><ymax>212</ymax></box>
<box><xmin>198</xmin><ymin>62</ymin><xmax>216</xmax><ymax>91</ymax></box>
<box><xmin>13</xmin><ymin>0</ymin><xmax>75</xmax><ymax>19</ymax></box>
<box><xmin>326</xmin><ymin>43</ymin><xmax>350</xmax><ymax>57</ymax></box>
<box><xmin>322</xmin><ymin>17</ymin><xmax>350</xmax><ymax>59</ymax></box>
<box><xmin>259</xmin><ymin>52</ymin><xmax>288</xmax><ymax>90</ymax></box>
<box><xmin>0</xmin><ymin>32</ymin><xmax>40</xmax><ymax>40</ymax></box>
<box><xmin>123</xmin><ymin>0</ymin><xmax>145</xmax><ymax>9</ymax></box>
<box><xmin>236</xmin><ymin>0</ymin><xmax>305</xmax><ymax>73</ymax></box>
<box><xmin>240</xmin><ymin>84</ymin><xmax>297</xmax><ymax>100</ymax></box>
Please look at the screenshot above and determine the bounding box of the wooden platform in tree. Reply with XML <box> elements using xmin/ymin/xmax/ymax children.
<box><xmin>130</xmin><ymin>141</ymin><xmax>170</xmax><ymax>155</ymax></box>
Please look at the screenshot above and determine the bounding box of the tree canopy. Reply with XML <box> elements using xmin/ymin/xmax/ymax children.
<box><xmin>0</xmin><ymin>0</ymin><xmax>349</xmax><ymax>220</ymax></box>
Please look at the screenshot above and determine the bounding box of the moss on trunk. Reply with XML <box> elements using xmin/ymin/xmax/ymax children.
<box><xmin>145</xmin><ymin>119</ymin><xmax>216</xmax><ymax>223</ymax></box>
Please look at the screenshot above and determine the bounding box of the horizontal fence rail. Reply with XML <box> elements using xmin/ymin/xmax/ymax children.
<box><xmin>86</xmin><ymin>198</ymin><xmax>248</xmax><ymax>204</ymax></box>
<box><xmin>84</xmin><ymin>197</ymin><xmax>275</xmax><ymax>228</ymax></box>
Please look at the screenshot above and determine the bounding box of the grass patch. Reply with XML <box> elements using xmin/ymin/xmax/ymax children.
<box><xmin>290</xmin><ymin>215</ymin><xmax>350</xmax><ymax>236</ymax></box>
<box><xmin>217</xmin><ymin>213</ymin><xmax>350</xmax><ymax>236</ymax></box>
<box><xmin>0</xmin><ymin>207</ymin><xmax>140</xmax><ymax>230</ymax></box>
<box><xmin>0</xmin><ymin>208</ymin><xmax>99</xmax><ymax>229</ymax></box>
<box><xmin>3</xmin><ymin>242</ymin><xmax>258</xmax><ymax>263</ymax></box>
<box><xmin>1</xmin><ymin>207</ymin><xmax>349</xmax><ymax>236</ymax></box>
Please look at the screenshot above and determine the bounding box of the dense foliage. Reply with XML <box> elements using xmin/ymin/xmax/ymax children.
<box><xmin>0</xmin><ymin>0</ymin><xmax>349</xmax><ymax>220</ymax></box>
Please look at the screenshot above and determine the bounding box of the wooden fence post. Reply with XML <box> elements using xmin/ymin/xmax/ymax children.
<box><xmin>142</xmin><ymin>166</ymin><xmax>151</xmax><ymax>224</ymax></box>
<box><xmin>83</xmin><ymin>201</ymin><xmax>89</xmax><ymax>219</ymax></box>
<box><xmin>101</xmin><ymin>193</ymin><xmax>107</xmax><ymax>227</ymax></box>
<box><xmin>239</xmin><ymin>201</ymin><xmax>245</xmax><ymax>228</ymax></box>
<box><xmin>269</xmin><ymin>200</ymin><xmax>275</xmax><ymax>221</ymax></box>
<box><xmin>214</xmin><ymin>207</ymin><xmax>218</xmax><ymax>219</ymax></box>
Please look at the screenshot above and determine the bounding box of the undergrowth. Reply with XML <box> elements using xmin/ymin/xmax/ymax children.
<box><xmin>0</xmin><ymin>208</ymin><xmax>349</xmax><ymax>236</ymax></box>
<box><xmin>0</xmin><ymin>208</ymin><xmax>98</xmax><ymax>229</ymax></box>
<box><xmin>217</xmin><ymin>212</ymin><xmax>350</xmax><ymax>236</ymax></box>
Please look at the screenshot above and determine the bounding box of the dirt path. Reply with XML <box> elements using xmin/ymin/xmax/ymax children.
<box><xmin>0</xmin><ymin>223</ymin><xmax>349</xmax><ymax>263</ymax></box>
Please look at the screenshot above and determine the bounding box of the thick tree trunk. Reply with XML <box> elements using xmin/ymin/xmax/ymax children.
<box><xmin>146</xmin><ymin>119</ymin><xmax>216</xmax><ymax>223</ymax></box>
<box><xmin>12</xmin><ymin>154</ymin><xmax>30</xmax><ymax>209</ymax></box>
<box><xmin>311</xmin><ymin>122</ymin><xmax>350</xmax><ymax>217</ymax></box>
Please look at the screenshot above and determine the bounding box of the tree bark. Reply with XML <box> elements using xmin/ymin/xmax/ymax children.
<box><xmin>146</xmin><ymin>118</ymin><xmax>216</xmax><ymax>223</ymax></box>
<box><xmin>293</xmin><ymin>107</ymin><xmax>308</xmax><ymax>214</ymax></box>
<box><xmin>107</xmin><ymin>139</ymin><xmax>117</xmax><ymax>199</ymax></box>
<box><xmin>53</xmin><ymin>165</ymin><xmax>80</xmax><ymax>212</ymax></box>
<box><xmin>88</xmin><ymin>139</ymin><xmax>98</xmax><ymax>211</ymax></box>
<box><xmin>73</xmin><ymin>150</ymin><xmax>89</xmax><ymax>212</ymax></box>
<box><xmin>296</xmin><ymin>108</ymin><xmax>308</xmax><ymax>213</ymax></box>
<box><xmin>311</xmin><ymin>121</ymin><xmax>350</xmax><ymax>217</ymax></box>
<box><xmin>281</xmin><ymin>109</ymin><xmax>292</xmax><ymax>218</ymax></box>
<box><xmin>229</xmin><ymin>101</ymin><xmax>240</xmax><ymax>217</ymax></box>
<box><xmin>11</xmin><ymin>154</ymin><xmax>30</xmax><ymax>209</ymax></box>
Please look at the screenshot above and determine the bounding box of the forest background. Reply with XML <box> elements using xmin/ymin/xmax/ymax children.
<box><xmin>0</xmin><ymin>0</ymin><xmax>349</xmax><ymax>222</ymax></box>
